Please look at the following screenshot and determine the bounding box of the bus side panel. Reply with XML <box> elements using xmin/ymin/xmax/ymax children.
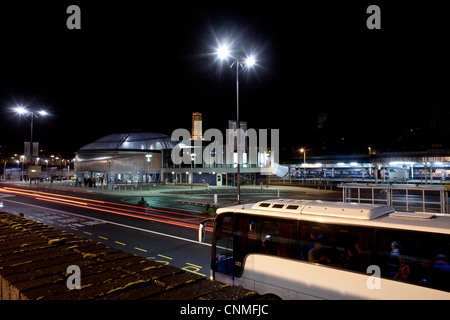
<box><xmin>236</xmin><ymin>254</ymin><xmax>450</xmax><ymax>300</ymax></box>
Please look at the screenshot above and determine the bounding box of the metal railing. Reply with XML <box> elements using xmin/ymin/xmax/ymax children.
<box><xmin>338</xmin><ymin>183</ymin><xmax>449</xmax><ymax>214</ymax></box>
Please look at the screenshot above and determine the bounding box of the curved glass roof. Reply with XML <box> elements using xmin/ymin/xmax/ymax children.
<box><xmin>78</xmin><ymin>132</ymin><xmax>175</xmax><ymax>151</ymax></box>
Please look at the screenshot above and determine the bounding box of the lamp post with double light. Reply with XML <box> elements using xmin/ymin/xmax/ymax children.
<box><xmin>12</xmin><ymin>105</ymin><xmax>49</xmax><ymax>183</ymax></box>
<box><xmin>214</xmin><ymin>40</ymin><xmax>258</xmax><ymax>205</ymax></box>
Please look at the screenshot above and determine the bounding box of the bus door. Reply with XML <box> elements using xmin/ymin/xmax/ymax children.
<box><xmin>211</xmin><ymin>213</ymin><xmax>235</xmax><ymax>284</ymax></box>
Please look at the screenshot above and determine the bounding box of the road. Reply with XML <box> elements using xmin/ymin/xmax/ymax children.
<box><xmin>0</xmin><ymin>183</ymin><xmax>213</xmax><ymax>277</ymax></box>
<box><xmin>0</xmin><ymin>182</ymin><xmax>342</xmax><ymax>279</ymax></box>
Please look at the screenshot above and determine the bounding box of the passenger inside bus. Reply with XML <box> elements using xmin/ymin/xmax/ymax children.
<box><xmin>431</xmin><ymin>254</ymin><xmax>450</xmax><ymax>290</ymax></box>
<box><xmin>308</xmin><ymin>239</ymin><xmax>331</xmax><ymax>265</ymax></box>
<box><xmin>300</xmin><ymin>231</ymin><xmax>320</xmax><ymax>261</ymax></box>
<box><xmin>337</xmin><ymin>244</ymin><xmax>361</xmax><ymax>271</ymax></box>
<box><xmin>299</xmin><ymin>225</ymin><xmax>374</xmax><ymax>273</ymax></box>
<box><xmin>393</xmin><ymin>255</ymin><xmax>411</xmax><ymax>281</ymax></box>
<box><xmin>387</xmin><ymin>241</ymin><xmax>401</xmax><ymax>277</ymax></box>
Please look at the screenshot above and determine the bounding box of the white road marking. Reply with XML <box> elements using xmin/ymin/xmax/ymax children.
<box><xmin>2</xmin><ymin>198</ymin><xmax>211</xmax><ymax>247</ymax></box>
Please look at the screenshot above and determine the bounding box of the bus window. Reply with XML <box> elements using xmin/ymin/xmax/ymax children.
<box><xmin>214</xmin><ymin>213</ymin><xmax>235</xmax><ymax>276</ymax></box>
<box><xmin>215</xmin><ymin>234</ymin><xmax>234</xmax><ymax>276</ymax></box>
<box><xmin>234</xmin><ymin>215</ymin><xmax>298</xmax><ymax>270</ymax></box>
<box><xmin>216</xmin><ymin>213</ymin><xmax>234</xmax><ymax>235</ymax></box>
<box><xmin>376</xmin><ymin>229</ymin><xmax>450</xmax><ymax>291</ymax></box>
<box><xmin>299</xmin><ymin>223</ymin><xmax>374</xmax><ymax>273</ymax></box>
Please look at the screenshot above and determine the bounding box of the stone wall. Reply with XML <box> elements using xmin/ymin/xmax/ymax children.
<box><xmin>0</xmin><ymin>212</ymin><xmax>256</xmax><ymax>300</ymax></box>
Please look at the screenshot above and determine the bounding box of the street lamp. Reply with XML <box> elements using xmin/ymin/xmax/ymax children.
<box><xmin>214</xmin><ymin>40</ymin><xmax>258</xmax><ymax>205</ymax></box>
<box><xmin>300</xmin><ymin>148</ymin><xmax>306</xmax><ymax>184</ymax></box>
<box><xmin>12</xmin><ymin>105</ymin><xmax>49</xmax><ymax>156</ymax></box>
<box><xmin>190</xmin><ymin>153</ymin><xmax>196</xmax><ymax>190</ymax></box>
<box><xmin>145</xmin><ymin>154</ymin><xmax>152</xmax><ymax>183</ymax></box>
<box><xmin>12</xmin><ymin>105</ymin><xmax>49</xmax><ymax>184</ymax></box>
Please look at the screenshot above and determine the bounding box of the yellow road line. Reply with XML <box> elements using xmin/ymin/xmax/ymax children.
<box><xmin>71</xmin><ymin>227</ymin><xmax>78</xmax><ymax>231</ymax></box>
<box><xmin>83</xmin><ymin>231</ymin><xmax>92</xmax><ymax>235</ymax></box>
<box><xmin>114</xmin><ymin>241</ymin><xmax>126</xmax><ymax>246</ymax></box>
<box><xmin>157</xmin><ymin>254</ymin><xmax>172</xmax><ymax>260</ymax></box>
<box><xmin>98</xmin><ymin>236</ymin><xmax>108</xmax><ymax>240</ymax></box>
<box><xmin>185</xmin><ymin>262</ymin><xmax>202</xmax><ymax>268</ymax></box>
<box><xmin>134</xmin><ymin>247</ymin><xmax>147</xmax><ymax>253</ymax></box>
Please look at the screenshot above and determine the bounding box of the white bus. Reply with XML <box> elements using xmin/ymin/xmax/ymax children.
<box><xmin>199</xmin><ymin>199</ymin><xmax>450</xmax><ymax>299</ymax></box>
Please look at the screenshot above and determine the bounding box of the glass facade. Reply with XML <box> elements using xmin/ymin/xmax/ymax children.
<box><xmin>74</xmin><ymin>132</ymin><xmax>174</xmax><ymax>184</ymax></box>
<box><xmin>78</xmin><ymin>132</ymin><xmax>174</xmax><ymax>151</ymax></box>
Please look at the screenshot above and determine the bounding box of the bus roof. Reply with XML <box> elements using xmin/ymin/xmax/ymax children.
<box><xmin>215</xmin><ymin>199</ymin><xmax>450</xmax><ymax>235</ymax></box>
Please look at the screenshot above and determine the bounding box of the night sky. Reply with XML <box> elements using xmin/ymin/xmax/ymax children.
<box><xmin>1</xmin><ymin>1</ymin><xmax>449</xmax><ymax>158</ymax></box>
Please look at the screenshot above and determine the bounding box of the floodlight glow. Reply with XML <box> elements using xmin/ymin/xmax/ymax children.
<box><xmin>14</xmin><ymin>106</ymin><xmax>29</xmax><ymax>115</ymax></box>
<box><xmin>216</xmin><ymin>43</ymin><xmax>231</xmax><ymax>60</ymax></box>
<box><xmin>38</xmin><ymin>110</ymin><xmax>48</xmax><ymax>116</ymax></box>
<box><xmin>244</xmin><ymin>55</ymin><xmax>256</xmax><ymax>67</ymax></box>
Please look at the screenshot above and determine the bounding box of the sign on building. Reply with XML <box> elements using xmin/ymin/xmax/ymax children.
<box><xmin>28</xmin><ymin>166</ymin><xmax>42</xmax><ymax>178</ymax></box>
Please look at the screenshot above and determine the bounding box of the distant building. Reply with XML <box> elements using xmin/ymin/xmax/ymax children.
<box><xmin>74</xmin><ymin>132</ymin><xmax>174</xmax><ymax>184</ymax></box>
<box><xmin>192</xmin><ymin>112</ymin><xmax>202</xmax><ymax>141</ymax></box>
<box><xmin>74</xmin><ymin>115</ymin><xmax>284</xmax><ymax>186</ymax></box>
<box><xmin>161</xmin><ymin>118</ymin><xmax>277</xmax><ymax>186</ymax></box>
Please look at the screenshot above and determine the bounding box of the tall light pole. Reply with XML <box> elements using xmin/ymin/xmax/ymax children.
<box><xmin>215</xmin><ymin>41</ymin><xmax>257</xmax><ymax>205</ymax></box>
<box><xmin>300</xmin><ymin>148</ymin><xmax>306</xmax><ymax>184</ymax></box>
<box><xmin>13</xmin><ymin>106</ymin><xmax>48</xmax><ymax>152</ymax></box>
<box><xmin>145</xmin><ymin>154</ymin><xmax>152</xmax><ymax>183</ymax></box>
<box><xmin>12</xmin><ymin>105</ymin><xmax>49</xmax><ymax>184</ymax></box>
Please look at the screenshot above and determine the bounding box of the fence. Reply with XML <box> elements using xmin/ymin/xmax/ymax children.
<box><xmin>338</xmin><ymin>183</ymin><xmax>449</xmax><ymax>214</ymax></box>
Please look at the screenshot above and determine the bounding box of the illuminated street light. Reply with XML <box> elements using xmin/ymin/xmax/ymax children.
<box><xmin>244</xmin><ymin>54</ymin><xmax>256</xmax><ymax>68</ymax></box>
<box><xmin>13</xmin><ymin>106</ymin><xmax>29</xmax><ymax>115</ymax></box>
<box><xmin>12</xmin><ymin>105</ymin><xmax>49</xmax><ymax>147</ymax></box>
<box><xmin>216</xmin><ymin>43</ymin><xmax>231</xmax><ymax>61</ymax></box>
<box><xmin>11</xmin><ymin>104</ymin><xmax>50</xmax><ymax>184</ymax></box>
<box><xmin>214</xmin><ymin>39</ymin><xmax>259</xmax><ymax>204</ymax></box>
<box><xmin>300</xmin><ymin>148</ymin><xmax>306</xmax><ymax>184</ymax></box>
<box><xmin>146</xmin><ymin>154</ymin><xmax>152</xmax><ymax>183</ymax></box>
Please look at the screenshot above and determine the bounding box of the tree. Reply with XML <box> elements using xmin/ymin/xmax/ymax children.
<box><xmin>137</xmin><ymin>197</ymin><xmax>149</xmax><ymax>207</ymax></box>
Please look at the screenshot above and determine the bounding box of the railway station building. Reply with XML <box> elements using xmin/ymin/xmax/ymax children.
<box><xmin>74</xmin><ymin>132</ymin><xmax>175</xmax><ymax>184</ymax></box>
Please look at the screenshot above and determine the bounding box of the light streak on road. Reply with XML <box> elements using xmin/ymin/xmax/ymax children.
<box><xmin>0</xmin><ymin>187</ymin><xmax>213</xmax><ymax>232</ymax></box>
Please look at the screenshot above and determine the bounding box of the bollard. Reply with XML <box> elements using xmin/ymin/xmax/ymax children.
<box><xmin>214</xmin><ymin>194</ymin><xmax>218</xmax><ymax>205</ymax></box>
<box><xmin>277</xmin><ymin>189</ymin><xmax>280</xmax><ymax>198</ymax></box>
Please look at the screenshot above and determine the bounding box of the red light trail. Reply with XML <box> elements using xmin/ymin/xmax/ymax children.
<box><xmin>0</xmin><ymin>187</ymin><xmax>213</xmax><ymax>232</ymax></box>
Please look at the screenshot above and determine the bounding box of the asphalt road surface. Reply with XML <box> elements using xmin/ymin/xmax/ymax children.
<box><xmin>0</xmin><ymin>183</ymin><xmax>214</xmax><ymax>277</ymax></box>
